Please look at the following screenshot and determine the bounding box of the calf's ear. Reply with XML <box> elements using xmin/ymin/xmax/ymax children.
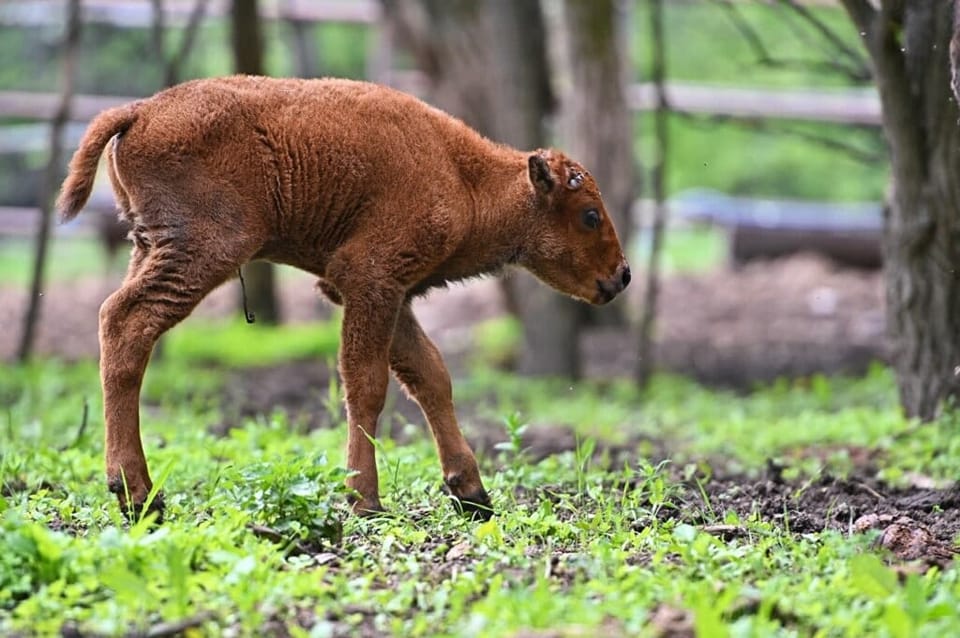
<box><xmin>528</xmin><ymin>153</ymin><xmax>555</xmax><ymax>195</ymax></box>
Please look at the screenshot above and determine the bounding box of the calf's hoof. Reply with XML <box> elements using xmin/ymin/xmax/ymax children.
<box><xmin>118</xmin><ymin>493</ymin><xmax>165</xmax><ymax>524</ymax></box>
<box><xmin>108</xmin><ymin>476</ymin><xmax>165</xmax><ymax>524</ymax></box>
<box><xmin>443</xmin><ymin>479</ymin><xmax>494</xmax><ymax>521</ymax></box>
<box><xmin>348</xmin><ymin>494</ymin><xmax>387</xmax><ymax>518</ymax></box>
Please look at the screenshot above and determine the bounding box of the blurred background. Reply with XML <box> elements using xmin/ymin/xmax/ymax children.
<box><xmin>0</xmin><ymin>0</ymin><xmax>893</xmax><ymax>394</ymax></box>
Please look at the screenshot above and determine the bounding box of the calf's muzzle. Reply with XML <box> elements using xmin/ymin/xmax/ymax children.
<box><xmin>596</xmin><ymin>262</ymin><xmax>631</xmax><ymax>304</ymax></box>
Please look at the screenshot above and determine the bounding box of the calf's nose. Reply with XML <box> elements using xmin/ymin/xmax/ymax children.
<box><xmin>620</xmin><ymin>264</ymin><xmax>631</xmax><ymax>289</ymax></box>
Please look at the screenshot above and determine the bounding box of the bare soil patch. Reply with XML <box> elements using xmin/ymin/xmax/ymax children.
<box><xmin>3</xmin><ymin>254</ymin><xmax>886</xmax><ymax>387</ymax></box>
<box><xmin>674</xmin><ymin>470</ymin><xmax>960</xmax><ymax>567</ymax></box>
<box><xmin>507</xmin><ymin>460</ymin><xmax>960</xmax><ymax>569</ymax></box>
<box><xmin>586</xmin><ymin>253</ymin><xmax>887</xmax><ymax>386</ymax></box>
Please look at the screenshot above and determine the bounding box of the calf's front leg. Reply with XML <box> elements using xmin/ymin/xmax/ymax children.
<box><xmin>338</xmin><ymin>286</ymin><xmax>403</xmax><ymax>515</ymax></box>
<box><xmin>389</xmin><ymin>304</ymin><xmax>492</xmax><ymax>519</ymax></box>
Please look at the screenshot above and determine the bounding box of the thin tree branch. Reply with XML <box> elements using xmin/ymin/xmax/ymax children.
<box><xmin>164</xmin><ymin>0</ymin><xmax>209</xmax><ymax>86</ymax></box>
<box><xmin>636</xmin><ymin>0</ymin><xmax>668</xmax><ymax>388</ymax></box>
<box><xmin>771</xmin><ymin>3</ymin><xmax>871</xmax><ymax>81</ymax></box>
<box><xmin>951</xmin><ymin>0</ymin><xmax>960</xmax><ymax>104</ymax></box>
<box><xmin>673</xmin><ymin>109</ymin><xmax>885</xmax><ymax>165</ymax></box>
<box><xmin>855</xmin><ymin>1</ymin><xmax>927</xmax><ymax>184</ymax></box>
<box><xmin>711</xmin><ymin>0</ymin><xmax>869</xmax><ymax>82</ymax></box>
<box><xmin>778</xmin><ymin>0</ymin><xmax>869</xmax><ymax>72</ymax></box>
<box><xmin>17</xmin><ymin>0</ymin><xmax>81</xmax><ymax>361</ymax></box>
<box><xmin>711</xmin><ymin>0</ymin><xmax>774</xmax><ymax>66</ymax></box>
<box><xmin>151</xmin><ymin>0</ymin><xmax>165</xmax><ymax>62</ymax></box>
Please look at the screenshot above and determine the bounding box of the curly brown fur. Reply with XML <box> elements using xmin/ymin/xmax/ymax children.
<box><xmin>58</xmin><ymin>76</ymin><xmax>630</xmax><ymax>518</ymax></box>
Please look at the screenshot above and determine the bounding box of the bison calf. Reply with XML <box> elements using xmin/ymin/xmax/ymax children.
<box><xmin>58</xmin><ymin>76</ymin><xmax>630</xmax><ymax>521</ymax></box>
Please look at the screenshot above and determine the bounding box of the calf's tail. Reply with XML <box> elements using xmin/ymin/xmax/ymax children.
<box><xmin>57</xmin><ymin>103</ymin><xmax>140</xmax><ymax>221</ymax></box>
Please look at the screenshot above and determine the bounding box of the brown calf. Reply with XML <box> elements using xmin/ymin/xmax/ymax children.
<box><xmin>57</xmin><ymin>76</ymin><xmax>630</xmax><ymax>521</ymax></box>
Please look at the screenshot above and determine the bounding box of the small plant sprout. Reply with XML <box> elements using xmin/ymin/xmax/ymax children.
<box><xmin>496</xmin><ymin>412</ymin><xmax>529</xmax><ymax>460</ymax></box>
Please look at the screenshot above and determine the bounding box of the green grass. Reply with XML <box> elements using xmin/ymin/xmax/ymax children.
<box><xmin>455</xmin><ymin>363</ymin><xmax>928</xmax><ymax>471</ymax></box>
<box><xmin>2</xmin><ymin>358</ymin><xmax>959</xmax><ymax>636</ymax></box>
<box><xmin>0</xmin><ymin>238</ymin><xmax>114</xmax><ymax>287</ymax></box>
<box><xmin>165</xmin><ymin>316</ymin><xmax>341</xmax><ymax>368</ymax></box>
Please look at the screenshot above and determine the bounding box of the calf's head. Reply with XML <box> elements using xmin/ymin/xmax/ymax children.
<box><xmin>522</xmin><ymin>150</ymin><xmax>630</xmax><ymax>305</ymax></box>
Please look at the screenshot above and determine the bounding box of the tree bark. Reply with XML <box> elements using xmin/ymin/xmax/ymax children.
<box><xmin>284</xmin><ymin>14</ymin><xmax>320</xmax><ymax>78</ymax></box>
<box><xmin>555</xmin><ymin>0</ymin><xmax>636</xmax><ymax>336</ymax></box>
<box><xmin>380</xmin><ymin>1</ymin><xmax>492</xmax><ymax>130</ymax></box>
<box><xmin>842</xmin><ymin>0</ymin><xmax>960</xmax><ymax>420</ymax></box>
<box><xmin>487</xmin><ymin>0</ymin><xmax>581</xmax><ymax>377</ymax></box>
<box><xmin>230</xmin><ymin>0</ymin><xmax>280</xmax><ymax>324</ymax></box>
<box><xmin>558</xmin><ymin>0</ymin><xmax>635</xmax><ymax>266</ymax></box>
<box><xmin>165</xmin><ymin>0</ymin><xmax>209</xmax><ymax>86</ymax></box>
<box><xmin>952</xmin><ymin>0</ymin><xmax>960</xmax><ymax>102</ymax></box>
<box><xmin>382</xmin><ymin>0</ymin><xmax>583</xmax><ymax>377</ymax></box>
<box><xmin>17</xmin><ymin>0</ymin><xmax>81</xmax><ymax>362</ymax></box>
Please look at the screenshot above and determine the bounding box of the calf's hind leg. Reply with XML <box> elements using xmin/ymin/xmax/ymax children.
<box><xmin>389</xmin><ymin>304</ymin><xmax>492</xmax><ymax>519</ymax></box>
<box><xmin>99</xmin><ymin>233</ymin><xmax>240</xmax><ymax>520</ymax></box>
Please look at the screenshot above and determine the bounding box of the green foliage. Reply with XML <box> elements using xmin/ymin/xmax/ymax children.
<box><xmin>0</xmin><ymin>238</ymin><xmax>112</xmax><ymax>287</ymax></box>
<box><xmin>313</xmin><ymin>22</ymin><xmax>371</xmax><ymax>79</ymax></box>
<box><xmin>215</xmin><ymin>452</ymin><xmax>351</xmax><ymax>549</ymax></box>
<box><xmin>470</xmin><ymin>315</ymin><xmax>523</xmax><ymax>368</ymax></box>
<box><xmin>164</xmin><ymin>315</ymin><xmax>341</xmax><ymax>367</ymax></box>
<box><xmin>645</xmin><ymin>113</ymin><xmax>886</xmax><ymax>201</ymax></box>
<box><xmin>456</xmin><ymin>363</ymin><xmax>956</xmax><ymax>481</ymax></box>
<box><xmin>495</xmin><ymin>411</ymin><xmax>528</xmax><ymax>459</ymax></box>
<box><xmin>628</xmin><ymin>0</ymin><xmax>887</xmax><ymax>202</ymax></box>
<box><xmin>635</xmin><ymin>225</ymin><xmax>728</xmax><ymax>274</ymax></box>
<box><xmin>3</xmin><ymin>358</ymin><xmax>959</xmax><ymax>635</ymax></box>
<box><xmin>636</xmin><ymin>1</ymin><xmax>864</xmax><ymax>88</ymax></box>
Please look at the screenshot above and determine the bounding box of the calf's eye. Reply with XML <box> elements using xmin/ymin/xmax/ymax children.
<box><xmin>582</xmin><ymin>209</ymin><xmax>601</xmax><ymax>230</ymax></box>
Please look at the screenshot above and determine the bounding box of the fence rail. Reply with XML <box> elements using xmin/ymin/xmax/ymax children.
<box><xmin>0</xmin><ymin>81</ymin><xmax>881</xmax><ymax>136</ymax></box>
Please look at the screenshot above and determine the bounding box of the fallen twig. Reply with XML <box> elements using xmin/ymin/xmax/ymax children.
<box><xmin>57</xmin><ymin>398</ymin><xmax>89</xmax><ymax>452</ymax></box>
<box><xmin>855</xmin><ymin>482</ymin><xmax>886</xmax><ymax>501</ymax></box>
<box><xmin>145</xmin><ymin>611</ymin><xmax>216</xmax><ymax>638</ymax></box>
<box><xmin>701</xmin><ymin>524</ymin><xmax>749</xmax><ymax>540</ymax></box>
<box><xmin>248</xmin><ymin>523</ymin><xmax>312</xmax><ymax>556</ymax></box>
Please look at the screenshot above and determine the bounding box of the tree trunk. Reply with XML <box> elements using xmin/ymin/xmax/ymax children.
<box><xmin>558</xmin><ymin>0</ymin><xmax>636</xmax><ymax>329</ymax></box>
<box><xmin>382</xmin><ymin>0</ymin><xmax>583</xmax><ymax>377</ymax></box>
<box><xmin>487</xmin><ymin>0</ymin><xmax>581</xmax><ymax>377</ymax></box>
<box><xmin>230</xmin><ymin>0</ymin><xmax>280</xmax><ymax>324</ymax></box>
<box><xmin>380</xmin><ymin>1</ymin><xmax>492</xmax><ymax>130</ymax></box>
<box><xmin>17</xmin><ymin>0</ymin><xmax>81</xmax><ymax>361</ymax></box>
<box><xmin>286</xmin><ymin>18</ymin><xmax>320</xmax><ymax>78</ymax></box>
<box><xmin>165</xmin><ymin>0</ymin><xmax>209</xmax><ymax>86</ymax></box>
<box><xmin>842</xmin><ymin>0</ymin><xmax>960</xmax><ymax>420</ymax></box>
